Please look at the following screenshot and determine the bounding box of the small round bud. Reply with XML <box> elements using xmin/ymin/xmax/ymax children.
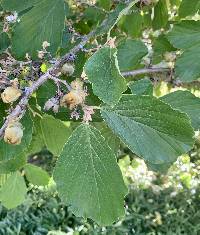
<box><xmin>1</xmin><ymin>86</ymin><xmax>22</xmax><ymax>103</ymax></box>
<box><xmin>61</xmin><ymin>63</ymin><xmax>75</xmax><ymax>76</ymax></box>
<box><xmin>4</xmin><ymin>121</ymin><xmax>23</xmax><ymax>145</ymax></box>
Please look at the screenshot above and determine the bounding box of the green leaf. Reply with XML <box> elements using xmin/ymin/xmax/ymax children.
<box><xmin>0</xmin><ymin>171</ymin><xmax>27</xmax><ymax>209</ymax></box>
<box><xmin>95</xmin><ymin>4</ymin><xmax>125</xmax><ymax>37</ymax></box>
<box><xmin>37</xmin><ymin>80</ymin><xmax>57</xmax><ymax>108</ymax></box>
<box><xmin>0</xmin><ymin>154</ymin><xmax>27</xmax><ymax>174</ymax></box>
<box><xmin>24</xmin><ymin>164</ymin><xmax>50</xmax><ymax>186</ymax></box>
<box><xmin>128</xmin><ymin>79</ymin><xmax>153</xmax><ymax>96</ymax></box>
<box><xmin>147</xmin><ymin>162</ymin><xmax>172</xmax><ymax>173</ymax></box>
<box><xmin>84</xmin><ymin>47</ymin><xmax>126</xmax><ymax>105</ymax></box>
<box><xmin>53</xmin><ymin>124</ymin><xmax>127</xmax><ymax>226</ymax></box>
<box><xmin>167</xmin><ymin>21</ymin><xmax>200</xmax><ymax>82</ymax></box>
<box><xmin>175</xmin><ymin>45</ymin><xmax>200</xmax><ymax>82</ymax></box>
<box><xmin>26</xmin><ymin>116</ymin><xmax>45</xmax><ymax>155</ymax></box>
<box><xmin>0</xmin><ymin>32</ymin><xmax>10</xmax><ymax>53</ymax></box>
<box><xmin>0</xmin><ymin>112</ymin><xmax>33</xmax><ymax>162</ymax></box>
<box><xmin>1</xmin><ymin>0</ymin><xmax>39</xmax><ymax>12</ymax></box>
<box><xmin>93</xmin><ymin>122</ymin><xmax>120</xmax><ymax>155</ymax></box>
<box><xmin>101</xmin><ymin>95</ymin><xmax>194</xmax><ymax>164</ymax></box>
<box><xmin>153</xmin><ymin>0</ymin><xmax>168</xmax><ymax>30</ymax></box>
<box><xmin>0</xmin><ymin>174</ymin><xmax>11</xmax><ymax>186</ymax></box>
<box><xmin>179</xmin><ymin>0</ymin><xmax>200</xmax><ymax>18</ymax></box>
<box><xmin>40</xmin><ymin>115</ymin><xmax>72</xmax><ymax>156</ymax></box>
<box><xmin>161</xmin><ymin>90</ymin><xmax>200</xmax><ymax>130</ymax></box>
<box><xmin>152</xmin><ymin>35</ymin><xmax>176</xmax><ymax>63</ymax></box>
<box><xmin>97</xmin><ymin>0</ymin><xmax>112</xmax><ymax>11</ymax></box>
<box><xmin>167</xmin><ymin>21</ymin><xmax>200</xmax><ymax>50</ymax></box>
<box><xmin>95</xmin><ymin>0</ymin><xmax>138</xmax><ymax>37</ymax></box>
<box><xmin>118</xmin><ymin>11</ymin><xmax>144</xmax><ymax>38</ymax></box>
<box><xmin>117</xmin><ymin>39</ymin><xmax>148</xmax><ymax>72</ymax></box>
<box><xmin>11</xmin><ymin>0</ymin><xmax>66</xmax><ymax>59</ymax></box>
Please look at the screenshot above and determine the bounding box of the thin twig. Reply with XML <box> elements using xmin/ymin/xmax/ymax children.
<box><xmin>121</xmin><ymin>67</ymin><xmax>170</xmax><ymax>77</ymax></box>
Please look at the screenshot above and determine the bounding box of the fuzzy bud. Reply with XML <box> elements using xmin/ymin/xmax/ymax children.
<box><xmin>4</xmin><ymin>121</ymin><xmax>23</xmax><ymax>145</ymax></box>
<box><xmin>1</xmin><ymin>86</ymin><xmax>22</xmax><ymax>103</ymax></box>
<box><xmin>61</xmin><ymin>63</ymin><xmax>75</xmax><ymax>76</ymax></box>
<box><xmin>60</xmin><ymin>80</ymin><xmax>87</xmax><ymax>109</ymax></box>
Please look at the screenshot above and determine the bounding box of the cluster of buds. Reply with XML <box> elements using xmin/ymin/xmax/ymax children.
<box><xmin>61</xmin><ymin>79</ymin><xmax>87</xmax><ymax>110</ymax></box>
<box><xmin>4</xmin><ymin>120</ymin><xmax>23</xmax><ymax>145</ymax></box>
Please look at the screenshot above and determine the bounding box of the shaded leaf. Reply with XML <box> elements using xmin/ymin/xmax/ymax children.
<box><xmin>179</xmin><ymin>0</ymin><xmax>200</xmax><ymax>18</ymax></box>
<box><xmin>97</xmin><ymin>0</ymin><xmax>112</xmax><ymax>11</ymax></box>
<box><xmin>40</xmin><ymin>115</ymin><xmax>72</xmax><ymax>156</ymax></box>
<box><xmin>0</xmin><ymin>32</ymin><xmax>10</xmax><ymax>53</ymax></box>
<box><xmin>95</xmin><ymin>0</ymin><xmax>138</xmax><ymax>37</ymax></box>
<box><xmin>153</xmin><ymin>0</ymin><xmax>168</xmax><ymax>30</ymax></box>
<box><xmin>128</xmin><ymin>79</ymin><xmax>153</xmax><ymax>96</ymax></box>
<box><xmin>153</xmin><ymin>35</ymin><xmax>176</xmax><ymax>63</ymax></box>
<box><xmin>24</xmin><ymin>164</ymin><xmax>50</xmax><ymax>186</ymax></box>
<box><xmin>95</xmin><ymin>4</ymin><xmax>125</xmax><ymax>37</ymax></box>
<box><xmin>118</xmin><ymin>11</ymin><xmax>144</xmax><ymax>38</ymax></box>
<box><xmin>0</xmin><ymin>154</ymin><xmax>27</xmax><ymax>174</ymax></box>
<box><xmin>117</xmin><ymin>39</ymin><xmax>148</xmax><ymax>72</ymax></box>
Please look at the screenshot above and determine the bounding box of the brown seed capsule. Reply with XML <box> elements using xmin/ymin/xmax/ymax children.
<box><xmin>61</xmin><ymin>63</ymin><xmax>75</xmax><ymax>76</ymax></box>
<box><xmin>1</xmin><ymin>86</ymin><xmax>22</xmax><ymax>103</ymax></box>
<box><xmin>4</xmin><ymin>121</ymin><xmax>23</xmax><ymax>145</ymax></box>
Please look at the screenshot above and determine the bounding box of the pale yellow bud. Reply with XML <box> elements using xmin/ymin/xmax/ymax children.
<box><xmin>61</xmin><ymin>63</ymin><xmax>75</xmax><ymax>76</ymax></box>
<box><xmin>1</xmin><ymin>86</ymin><xmax>22</xmax><ymax>103</ymax></box>
<box><xmin>4</xmin><ymin>121</ymin><xmax>23</xmax><ymax>145</ymax></box>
